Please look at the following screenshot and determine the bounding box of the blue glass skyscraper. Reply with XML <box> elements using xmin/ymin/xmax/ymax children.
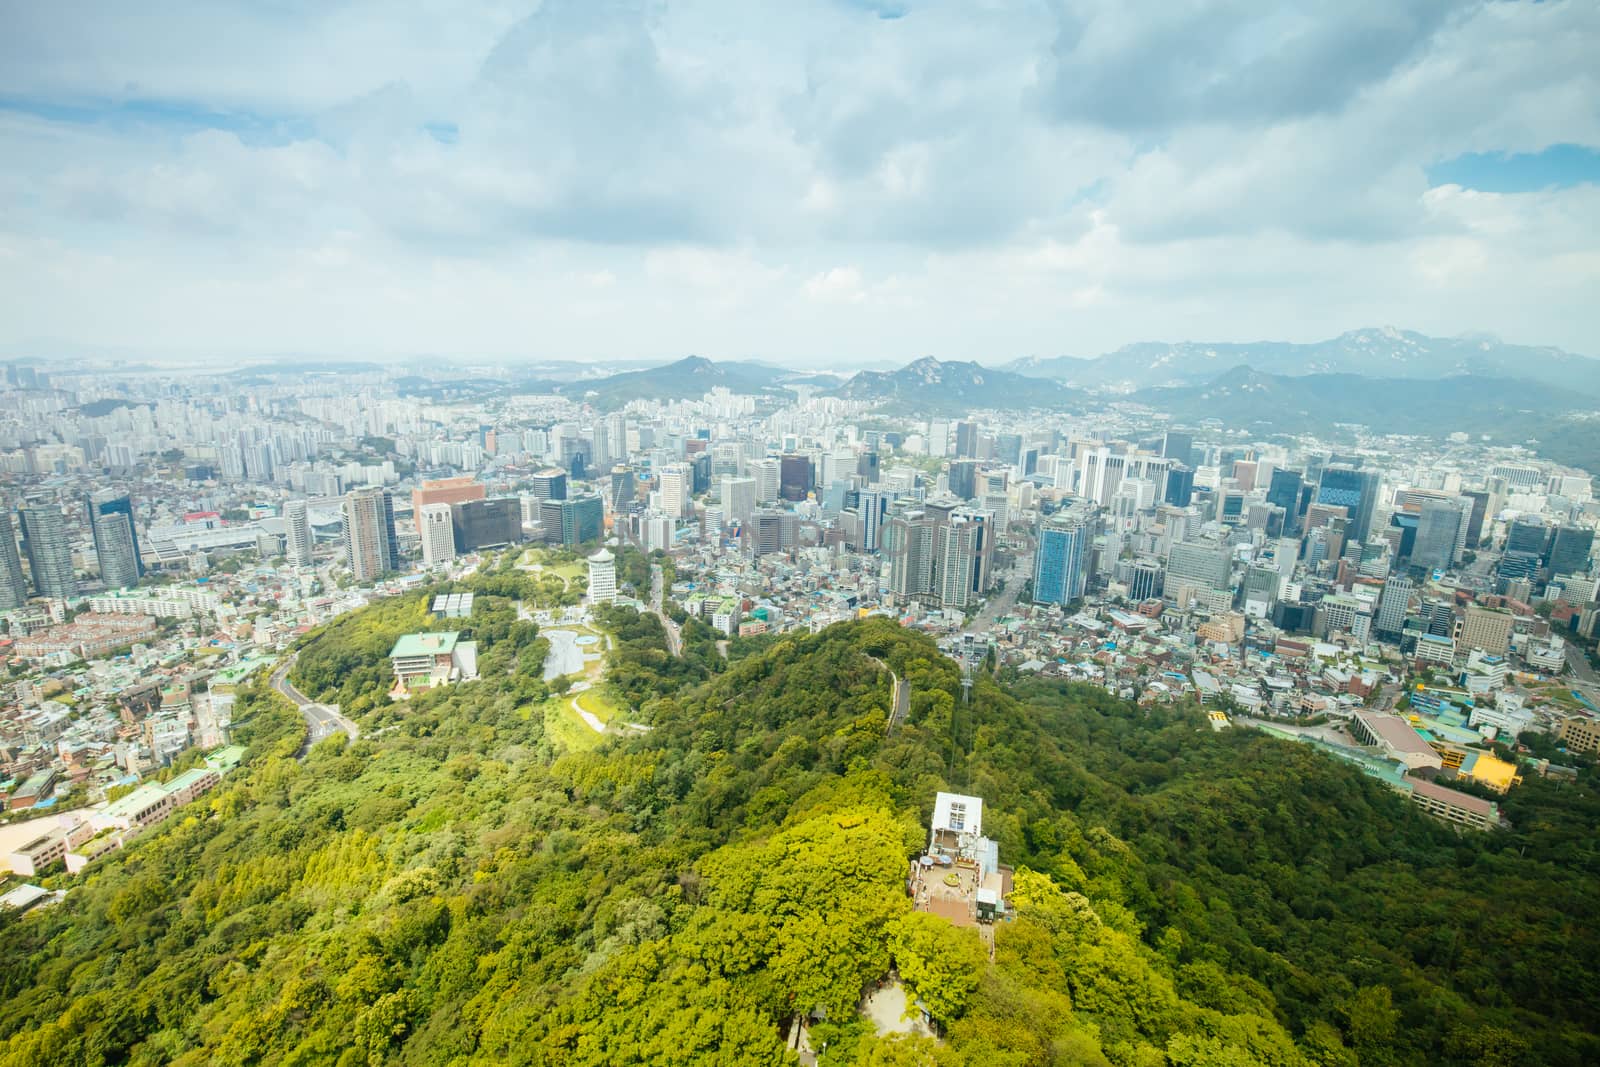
<box><xmin>1033</xmin><ymin>511</ymin><xmax>1090</xmax><ymax>605</ymax></box>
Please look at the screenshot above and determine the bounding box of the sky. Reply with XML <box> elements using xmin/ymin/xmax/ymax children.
<box><xmin>1</xmin><ymin>0</ymin><xmax>1598</xmax><ymax>368</ymax></box>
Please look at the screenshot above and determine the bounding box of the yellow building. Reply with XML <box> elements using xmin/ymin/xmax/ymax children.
<box><xmin>1430</xmin><ymin>742</ymin><xmax>1522</xmax><ymax>793</ymax></box>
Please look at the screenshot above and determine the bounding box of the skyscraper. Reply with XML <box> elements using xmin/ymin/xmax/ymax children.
<box><xmin>530</xmin><ymin>469</ymin><xmax>568</xmax><ymax>503</ymax></box>
<box><xmin>341</xmin><ymin>486</ymin><xmax>399</xmax><ymax>583</ymax></box>
<box><xmin>1164</xmin><ymin>466</ymin><xmax>1195</xmax><ymax>508</ymax></box>
<box><xmin>720</xmin><ymin>475</ymin><xmax>757</xmax><ymax>530</ymax></box>
<box><xmin>1033</xmin><ymin>510</ymin><xmax>1092</xmax><ymax>606</ymax></box>
<box><xmin>885</xmin><ymin>510</ymin><xmax>937</xmax><ymax>601</ymax></box>
<box><xmin>954</xmin><ymin>421</ymin><xmax>980</xmax><ymax>459</ymax></box>
<box><xmin>1547</xmin><ymin>526</ymin><xmax>1593</xmax><ymax>576</ymax></box>
<box><xmin>1265</xmin><ymin>469</ymin><xmax>1304</xmax><ymax>534</ymax></box>
<box><xmin>0</xmin><ymin>509</ymin><xmax>27</xmax><ymax>610</ymax></box>
<box><xmin>857</xmin><ymin>487</ymin><xmax>892</xmax><ymax>552</ymax></box>
<box><xmin>1411</xmin><ymin>498</ymin><xmax>1464</xmax><ymax>571</ymax></box>
<box><xmin>747</xmin><ymin>457</ymin><xmax>779</xmax><ymax>504</ymax></box>
<box><xmin>1160</xmin><ymin>431</ymin><xmax>1193</xmax><ymax>465</ymax></box>
<box><xmin>1315</xmin><ymin>466</ymin><xmax>1380</xmax><ymax>543</ymax></box>
<box><xmin>419</xmin><ymin>502</ymin><xmax>456</xmax><ymax>566</ymax></box>
<box><xmin>657</xmin><ymin>464</ymin><xmax>691</xmax><ymax>519</ymax></box>
<box><xmin>779</xmin><ymin>454</ymin><xmax>812</xmax><ymax>501</ymax></box>
<box><xmin>88</xmin><ymin>491</ymin><xmax>142</xmax><ymax>590</ymax></box>
<box><xmin>19</xmin><ymin>500</ymin><xmax>76</xmax><ymax>599</ymax></box>
<box><xmin>937</xmin><ymin>517</ymin><xmax>980</xmax><ymax>609</ymax></box>
<box><xmin>947</xmin><ymin>460</ymin><xmax>980</xmax><ymax>501</ymax></box>
<box><xmin>451</xmin><ymin>498</ymin><xmax>523</xmax><ymax>552</ymax></box>
<box><xmin>285</xmin><ymin>499</ymin><xmax>314</xmax><ymax>567</ymax></box>
<box><xmin>1506</xmin><ymin>516</ymin><xmax>1549</xmax><ymax>557</ymax></box>
<box><xmin>1376</xmin><ymin>574</ymin><xmax>1414</xmax><ymax>637</ymax></box>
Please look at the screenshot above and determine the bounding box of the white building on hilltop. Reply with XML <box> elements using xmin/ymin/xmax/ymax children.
<box><xmin>588</xmin><ymin>548</ymin><xmax>617</xmax><ymax>605</ymax></box>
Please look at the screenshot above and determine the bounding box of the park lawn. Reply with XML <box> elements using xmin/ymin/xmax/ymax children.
<box><xmin>540</xmin><ymin>696</ymin><xmax>602</xmax><ymax>753</ymax></box>
<box><xmin>575</xmin><ymin>686</ymin><xmax>626</xmax><ymax>725</ymax></box>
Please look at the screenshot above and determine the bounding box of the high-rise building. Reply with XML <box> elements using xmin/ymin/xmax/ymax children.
<box><xmin>587</xmin><ymin>548</ymin><xmax>616</xmax><ymax>605</ymax></box>
<box><xmin>1127</xmin><ymin>559</ymin><xmax>1164</xmax><ymax>601</ymax></box>
<box><xmin>0</xmin><ymin>509</ymin><xmax>27</xmax><ymax>609</ymax></box>
<box><xmin>954</xmin><ymin>421</ymin><xmax>980</xmax><ymax>459</ymax></box>
<box><xmin>450</xmin><ymin>499</ymin><xmax>522</xmax><ymax>552</ymax></box>
<box><xmin>341</xmin><ymin>487</ymin><xmax>399</xmax><ymax>583</ymax></box>
<box><xmin>1376</xmin><ymin>574</ymin><xmax>1413</xmax><ymax>637</ymax></box>
<box><xmin>1411</xmin><ymin>498</ymin><xmax>1464</xmax><ymax>571</ymax></box>
<box><xmin>1460</xmin><ymin>490</ymin><xmax>1491</xmax><ymax>547</ymax></box>
<box><xmin>1265</xmin><ymin>469</ymin><xmax>1303</xmax><ymax>534</ymax></box>
<box><xmin>751</xmin><ymin>458</ymin><xmax>781</xmax><ymax>503</ymax></box>
<box><xmin>1034</xmin><ymin>510</ymin><xmax>1091</xmax><ymax>606</ymax></box>
<box><xmin>779</xmin><ymin>454</ymin><xmax>813</xmax><ymax>502</ymax></box>
<box><xmin>657</xmin><ymin>464</ymin><xmax>691</xmax><ymax>519</ymax></box>
<box><xmin>1461</xmin><ymin>605</ymin><xmax>1513</xmax><ymax>656</ymax></box>
<box><xmin>530</xmin><ymin>469</ymin><xmax>568</xmax><ymax>503</ymax></box>
<box><xmin>1316</xmin><ymin>465</ymin><xmax>1380</xmax><ymax>543</ymax></box>
<box><xmin>540</xmin><ymin>496</ymin><xmax>604</xmax><ymax>547</ymax></box>
<box><xmin>1164</xmin><ymin>466</ymin><xmax>1195</xmax><ymax>508</ymax></box>
<box><xmin>1505</xmin><ymin>516</ymin><xmax>1549</xmax><ymax>557</ymax></box>
<box><xmin>1167</xmin><ymin>539</ymin><xmax>1233</xmax><ymax>592</ymax></box>
<box><xmin>1160</xmin><ymin>431</ymin><xmax>1193</xmax><ymax>465</ymax></box>
<box><xmin>19</xmin><ymin>500</ymin><xmax>76</xmax><ymax>599</ymax></box>
<box><xmin>411</xmin><ymin>476</ymin><xmax>484</xmax><ymax>517</ymax></box>
<box><xmin>88</xmin><ymin>491</ymin><xmax>142</xmax><ymax>590</ymax></box>
<box><xmin>1547</xmin><ymin>526</ymin><xmax>1594</xmax><ymax>576</ymax></box>
<box><xmin>285</xmin><ymin>499</ymin><xmax>314</xmax><ymax>567</ymax></box>
<box><xmin>937</xmin><ymin>518</ymin><xmax>980</xmax><ymax>609</ymax></box>
<box><xmin>857</xmin><ymin>487</ymin><xmax>892</xmax><ymax>552</ymax></box>
<box><xmin>721</xmin><ymin>475</ymin><xmax>757</xmax><ymax>529</ymax></box>
<box><xmin>885</xmin><ymin>510</ymin><xmax>937</xmax><ymax>601</ymax></box>
<box><xmin>745</xmin><ymin>509</ymin><xmax>797</xmax><ymax>557</ymax></box>
<box><xmin>419</xmin><ymin>502</ymin><xmax>456</xmax><ymax>566</ymax></box>
<box><xmin>947</xmin><ymin>460</ymin><xmax>979</xmax><ymax>502</ymax></box>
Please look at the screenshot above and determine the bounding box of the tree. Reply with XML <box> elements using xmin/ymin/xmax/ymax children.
<box><xmin>888</xmin><ymin>911</ymin><xmax>986</xmax><ymax>1026</ymax></box>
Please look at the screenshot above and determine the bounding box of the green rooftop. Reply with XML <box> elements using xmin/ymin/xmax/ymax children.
<box><xmin>390</xmin><ymin>632</ymin><xmax>460</xmax><ymax>658</ymax></box>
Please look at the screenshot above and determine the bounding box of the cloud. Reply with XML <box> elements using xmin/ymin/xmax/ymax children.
<box><xmin>804</xmin><ymin>266</ymin><xmax>867</xmax><ymax>303</ymax></box>
<box><xmin>0</xmin><ymin>0</ymin><xmax>1596</xmax><ymax>362</ymax></box>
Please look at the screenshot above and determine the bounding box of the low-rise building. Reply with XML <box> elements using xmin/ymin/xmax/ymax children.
<box><xmin>388</xmin><ymin>631</ymin><xmax>479</xmax><ymax>695</ymax></box>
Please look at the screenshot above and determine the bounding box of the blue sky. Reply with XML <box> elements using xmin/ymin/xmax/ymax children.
<box><xmin>1429</xmin><ymin>144</ymin><xmax>1600</xmax><ymax>194</ymax></box>
<box><xmin>0</xmin><ymin>0</ymin><xmax>1596</xmax><ymax>365</ymax></box>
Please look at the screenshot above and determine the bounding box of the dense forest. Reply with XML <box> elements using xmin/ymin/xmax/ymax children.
<box><xmin>2</xmin><ymin>595</ymin><xmax>1598</xmax><ymax>1064</ymax></box>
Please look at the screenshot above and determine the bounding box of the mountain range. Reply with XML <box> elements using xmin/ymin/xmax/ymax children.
<box><xmin>1006</xmin><ymin>327</ymin><xmax>1600</xmax><ymax>395</ymax></box>
<box><xmin>1125</xmin><ymin>366</ymin><xmax>1593</xmax><ymax>436</ymax></box>
<box><xmin>833</xmin><ymin>356</ymin><xmax>1083</xmax><ymax>413</ymax></box>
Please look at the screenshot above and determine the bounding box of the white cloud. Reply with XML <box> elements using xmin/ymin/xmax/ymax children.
<box><xmin>0</xmin><ymin>0</ymin><xmax>1597</xmax><ymax>363</ymax></box>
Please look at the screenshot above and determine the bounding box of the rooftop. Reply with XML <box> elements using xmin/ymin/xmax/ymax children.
<box><xmin>390</xmin><ymin>631</ymin><xmax>460</xmax><ymax>658</ymax></box>
<box><xmin>932</xmin><ymin>791</ymin><xmax>983</xmax><ymax>836</ymax></box>
<box><xmin>1356</xmin><ymin>711</ymin><xmax>1438</xmax><ymax>756</ymax></box>
<box><xmin>1408</xmin><ymin>776</ymin><xmax>1498</xmax><ymax>817</ymax></box>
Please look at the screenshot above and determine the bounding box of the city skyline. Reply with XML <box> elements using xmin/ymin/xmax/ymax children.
<box><xmin>2</xmin><ymin>1</ymin><xmax>1598</xmax><ymax>364</ymax></box>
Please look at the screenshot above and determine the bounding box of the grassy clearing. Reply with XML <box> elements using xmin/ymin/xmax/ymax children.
<box><xmin>541</xmin><ymin>696</ymin><xmax>602</xmax><ymax>752</ymax></box>
<box><xmin>575</xmin><ymin>687</ymin><xmax>625</xmax><ymax>724</ymax></box>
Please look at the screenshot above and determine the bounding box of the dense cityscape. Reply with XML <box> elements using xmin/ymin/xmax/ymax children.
<box><xmin>5</xmin><ymin>1</ymin><xmax>1600</xmax><ymax>1064</ymax></box>
<box><xmin>5</xmin><ymin>354</ymin><xmax>1598</xmax><ymax>836</ymax></box>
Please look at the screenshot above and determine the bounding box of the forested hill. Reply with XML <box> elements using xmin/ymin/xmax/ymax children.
<box><xmin>2</xmin><ymin>600</ymin><xmax>1599</xmax><ymax>1065</ymax></box>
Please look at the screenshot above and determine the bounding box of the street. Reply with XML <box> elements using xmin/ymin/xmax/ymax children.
<box><xmin>650</xmin><ymin>563</ymin><xmax>683</xmax><ymax>656</ymax></box>
<box><xmin>966</xmin><ymin>554</ymin><xmax>1031</xmax><ymax>637</ymax></box>
<box><xmin>270</xmin><ymin>653</ymin><xmax>361</xmax><ymax>752</ymax></box>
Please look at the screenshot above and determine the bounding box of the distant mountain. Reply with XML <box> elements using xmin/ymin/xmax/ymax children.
<box><xmin>1130</xmin><ymin>365</ymin><xmax>1600</xmax><ymax>439</ymax></box>
<box><xmin>1009</xmin><ymin>328</ymin><xmax>1600</xmax><ymax>395</ymax></box>
<box><xmin>835</xmin><ymin>356</ymin><xmax>1086</xmax><ymax>414</ymax></box>
<box><xmin>565</xmin><ymin>355</ymin><xmax>798</xmax><ymax>409</ymax></box>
